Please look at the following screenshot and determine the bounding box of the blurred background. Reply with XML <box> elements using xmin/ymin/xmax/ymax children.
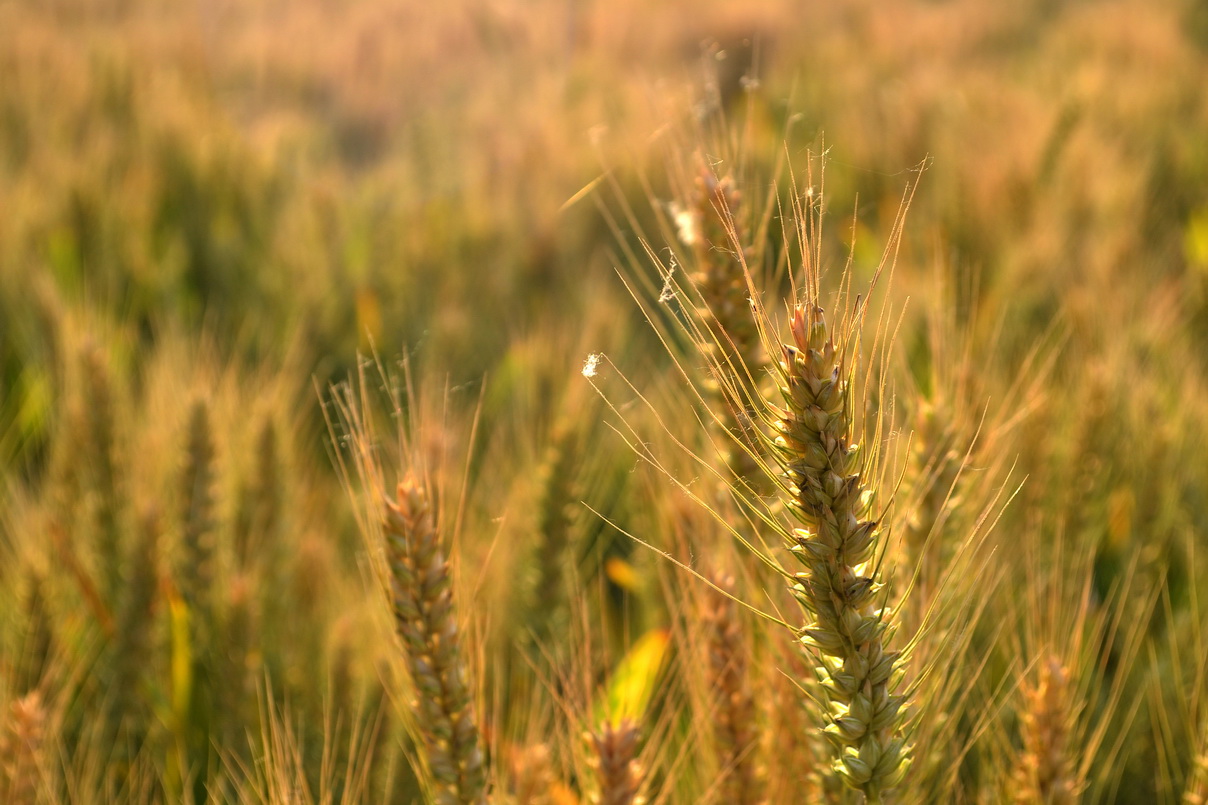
<box><xmin>3</xmin><ymin>0</ymin><xmax>1208</xmax><ymax>802</ymax></box>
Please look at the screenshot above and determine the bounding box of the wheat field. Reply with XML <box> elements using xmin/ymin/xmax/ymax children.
<box><xmin>3</xmin><ymin>0</ymin><xmax>1208</xmax><ymax>802</ymax></box>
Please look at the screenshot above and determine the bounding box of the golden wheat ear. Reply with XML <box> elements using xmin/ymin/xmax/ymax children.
<box><xmin>765</xmin><ymin>303</ymin><xmax>911</xmax><ymax>804</ymax></box>
<box><xmin>1010</xmin><ymin>654</ymin><xmax>1079</xmax><ymax>804</ymax></box>
<box><xmin>589</xmin><ymin>720</ymin><xmax>644</xmax><ymax>805</ymax></box>
<box><xmin>383</xmin><ymin>473</ymin><xmax>487</xmax><ymax>805</ymax></box>
<box><xmin>178</xmin><ymin>399</ymin><xmax>216</xmax><ymax>633</ymax></box>
<box><xmin>0</xmin><ymin>692</ymin><xmax>48</xmax><ymax>805</ymax></box>
<box><xmin>681</xmin><ymin>166</ymin><xmax>768</xmax><ymax>487</ymax></box>
<box><xmin>701</xmin><ymin>571</ymin><xmax>766</xmax><ymax>805</ymax></box>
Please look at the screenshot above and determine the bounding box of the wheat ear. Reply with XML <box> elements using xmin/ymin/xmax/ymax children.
<box><xmin>528</xmin><ymin>417</ymin><xmax>579</xmax><ymax>646</ymax></box>
<box><xmin>703</xmin><ymin>572</ymin><xmax>765</xmax><ymax>805</ymax></box>
<box><xmin>685</xmin><ymin>169</ymin><xmax>766</xmax><ymax>484</ymax></box>
<box><xmin>383</xmin><ymin>473</ymin><xmax>487</xmax><ymax>805</ymax></box>
<box><xmin>902</xmin><ymin>400</ymin><xmax>959</xmax><ymax>581</ymax></box>
<box><xmin>774</xmin><ymin>304</ymin><xmax>909</xmax><ymax>803</ymax></box>
<box><xmin>1011</xmin><ymin>654</ymin><xmax>1078</xmax><ymax>804</ymax></box>
<box><xmin>234</xmin><ymin>416</ymin><xmax>281</xmax><ymax>568</ymax></box>
<box><xmin>590</xmin><ymin>720</ymin><xmax>644</xmax><ymax>805</ymax></box>
<box><xmin>105</xmin><ymin>507</ymin><xmax>161</xmax><ymax>769</ymax></box>
<box><xmin>17</xmin><ymin>572</ymin><xmax>53</xmax><ymax>696</ymax></box>
<box><xmin>179</xmin><ymin>400</ymin><xmax>216</xmax><ymax>630</ymax></box>
<box><xmin>510</xmin><ymin>742</ymin><xmax>556</xmax><ymax>805</ymax></box>
<box><xmin>0</xmin><ymin>692</ymin><xmax>47</xmax><ymax>805</ymax></box>
<box><xmin>83</xmin><ymin>349</ymin><xmax>122</xmax><ymax>603</ymax></box>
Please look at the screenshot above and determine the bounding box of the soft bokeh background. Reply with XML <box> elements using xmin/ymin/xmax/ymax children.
<box><xmin>3</xmin><ymin>0</ymin><xmax>1208</xmax><ymax>802</ymax></box>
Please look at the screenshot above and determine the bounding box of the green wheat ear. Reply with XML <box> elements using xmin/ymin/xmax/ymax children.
<box><xmin>771</xmin><ymin>304</ymin><xmax>911</xmax><ymax>804</ymax></box>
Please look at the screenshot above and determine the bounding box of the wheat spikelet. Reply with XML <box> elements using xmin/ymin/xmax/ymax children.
<box><xmin>772</xmin><ymin>304</ymin><xmax>909</xmax><ymax>803</ymax></box>
<box><xmin>702</xmin><ymin>572</ymin><xmax>765</xmax><ymax>805</ymax></box>
<box><xmin>383</xmin><ymin>473</ymin><xmax>486</xmax><ymax>805</ymax></box>
<box><xmin>589</xmin><ymin>720</ymin><xmax>643</xmax><ymax>805</ymax></box>
<box><xmin>0</xmin><ymin>692</ymin><xmax>47</xmax><ymax>805</ymax></box>
<box><xmin>1011</xmin><ymin>655</ymin><xmax>1078</xmax><ymax>805</ymax></box>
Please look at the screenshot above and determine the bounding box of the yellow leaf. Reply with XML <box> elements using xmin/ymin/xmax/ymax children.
<box><xmin>1185</xmin><ymin>207</ymin><xmax>1208</xmax><ymax>271</ymax></box>
<box><xmin>598</xmin><ymin>628</ymin><xmax>670</xmax><ymax>725</ymax></box>
<box><xmin>604</xmin><ymin>556</ymin><xmax>638</xmax><ymax>591</ymax></box>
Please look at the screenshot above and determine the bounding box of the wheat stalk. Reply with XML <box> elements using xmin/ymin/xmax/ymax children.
<box><xmin>383</xmin><ymin>473</ymin><xmax>487</xmax><ymax>805</ymax></box>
